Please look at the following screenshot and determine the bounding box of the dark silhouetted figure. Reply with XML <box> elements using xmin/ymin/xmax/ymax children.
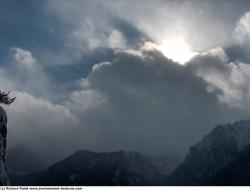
<box><xmin>0</xmin><ymin>91</ymin><xmax>15</xmax><ymax>185</ymax></box>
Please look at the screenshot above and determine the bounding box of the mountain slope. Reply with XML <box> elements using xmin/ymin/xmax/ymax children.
<box><xmin>11</xmin><ymin>150</ymin><xmax>163</xmax><ymax>186</ymax></box>
<box><xmin>148</xmin><ymin>154</ymin><xmax>180</xmax><ymax>177</ymax></box>
<box><xmin>207</xmin><ymin>145</ymin><xmax>250</xmax><ymax>185</ymax></box>
<box><xmin>165</xmin><ymin>120</ymin><xmax>250</xmax><ymax>185</ymax></box>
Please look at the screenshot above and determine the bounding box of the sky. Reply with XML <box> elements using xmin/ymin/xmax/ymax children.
<box><xmin>1</xmin><ymin>0</ymin><xmax>250</xmax><ymax>165</ymax></box>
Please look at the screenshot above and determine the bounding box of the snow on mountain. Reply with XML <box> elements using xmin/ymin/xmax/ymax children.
<box><xmin>165</xmin><ymin>120</ymin><xmax>250</xmax><ymax>185</ymax></box>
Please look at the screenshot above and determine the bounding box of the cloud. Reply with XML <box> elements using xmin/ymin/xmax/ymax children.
<box><xmin>107</xmin><ymin>30</ymin><xmax>127</xmax><ymax>49</ymax></box>
<box><xmin>11</xmin><ymin>48</ymin><xmax>37</xmax><ymax>69</ymax></box>
<box><xmin>8</xmin><ymin>48</ymin><xmax>54</xmax><ymax>100</ymax></box>
<box><xmin>234</xmin><ymin>11</ymin><xmax>250</xmax><ymax>43</ymax></box>
<box><xmin>67</xmin><ymin>89</ymin><xmax>106</xmax><ymax>118</ymax></box>
<box><xmin>68</xmin><ymin>19</ymin><xmax>102</xmax><ymax>51</ymax></box>
<box><xmin>68</xmin><ymin>20</ymin><xmax>127</xmax><ymax>52</ymax></box>
<box><xmin>44</xmin><ymin>0</ymin><xmax>250</xmax><ymax>57</ymax></box>
<box><xmin>0</xmin><ymin>48</ymin><xmax>108</xmax><ymax>164</ymax></box>
<box><xmin>4</xmin><ymin>91</ymin><xmax>78</xmax><ymax>164</ymax></box>
<box><xmin>188</xmin><ymin>47</ymin><xmax>250</xmax><ymax>111</ymax></box>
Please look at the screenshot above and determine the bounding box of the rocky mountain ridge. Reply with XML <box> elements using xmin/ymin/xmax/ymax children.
<box><xmin>165</xmin><ymin>120</ymin><xmax>250</xmax><ymax>185</ymax></box>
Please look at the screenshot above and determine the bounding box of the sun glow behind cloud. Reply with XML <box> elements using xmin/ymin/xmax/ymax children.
<box><xmin>158</xmin><ymin>38</ymin><xmax>198</xmax><ymax>65</ymax></box>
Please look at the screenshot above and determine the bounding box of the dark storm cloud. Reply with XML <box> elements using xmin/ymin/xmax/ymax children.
<box><xmin>66</xmin><ymin>48</ymin><xmax>248</xmax><ymax>157</ymax></box>
<box><xmin>84</xmin><ymin>50</ymin><xmax>222</xmax><ymax>154</ymax></box>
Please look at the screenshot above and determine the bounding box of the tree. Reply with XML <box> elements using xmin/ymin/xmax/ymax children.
<box><xmin>0</xmin><ymin>91</ymin><xmax>15</xmax><ymax>105</ymax></box>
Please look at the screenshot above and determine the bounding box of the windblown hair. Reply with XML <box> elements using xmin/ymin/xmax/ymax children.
<box><xmin>0</xmin><ymin>91</ymin><xmax>15</xmax><ymax>105</ymax></box>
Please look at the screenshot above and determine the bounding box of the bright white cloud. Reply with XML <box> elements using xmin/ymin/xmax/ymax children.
<box><xmin>11</xmin><ymin>48</ymin><xmax>37</xmax><ymax>69</ymax></box>
<box><xmin>8</xmin><ymin>47</ymin><xmax>58</xmax><ymax>100</ymax></box>
<box><xmin>234</xmin><ymin>11</ymin><xmax>250</xmax><ymax>43</ymax></box>
<box><xmin>3</xmin><ymin>91</ymin><xmax>78</xmax><ymax>163</ymax></box>
<box><xmin>108</xmin><ymin>30</ymin><xmax>127</xmax><ymax>49</ymax></box>
<box><xmin>67</xmin><ymin>89</ymin><xmax>106</xmax><ymax>118</ymax></box>
<box><xmin>69</xmin><ymin>19</ymin><xmax>102</xmax><ymax>51</ymax></box>
<box><xmin>189</xmin><ymin>47</ymin><xmax>250</xmax><ymax>111</ymax></box>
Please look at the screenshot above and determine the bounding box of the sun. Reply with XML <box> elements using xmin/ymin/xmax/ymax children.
<box><xmin>158</xmin><ymin>38</ymin><xmax>197</xmax><ymax>65</ymax></box>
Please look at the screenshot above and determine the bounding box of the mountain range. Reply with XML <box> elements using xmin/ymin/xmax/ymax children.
<box><xmin>9</xmin><ymin>119</ymin><xmax>250</xmax><ymax>186</ymax></box>
<box><xmin>10</xmin><ymin>150</ymin><xmax>164</xmax><ymax>186</ymax></box>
